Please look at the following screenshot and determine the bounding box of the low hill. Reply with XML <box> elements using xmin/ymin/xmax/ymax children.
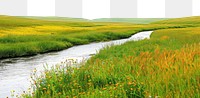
<box><xmin>153</xmin><ymin>16</ymin><xmax>200</xmax><ymax>25</ymax></box>
<box><xmin>93</xmin><ymin>18</ymin><xmax>168</xmax><ymax>24</ymax></box>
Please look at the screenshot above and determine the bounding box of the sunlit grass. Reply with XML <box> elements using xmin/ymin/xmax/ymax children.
<box><xmin>0</xmin><ymin>15</ymin><xmax>187</xmax><ymax>59</ymax></box>
<box><xmin>22</xmin><ymin>27</ymin><xmax>200</xmax><ymax>98</ymax></box>
<box><xmin>1</xmin><ymin>15</ymin><xmax>200</xmax><ymax>97</ymax></box>
<box><xmin>152</xmin><ymin>16</ymin><xmax>200</xmax><ymax>25</ymax></box>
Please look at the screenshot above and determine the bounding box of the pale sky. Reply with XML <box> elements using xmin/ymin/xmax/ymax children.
<box><xmin>137</xmin><ymin>0</ymin><xmax>165</xmax><ymax>18</ymax></box>
<box><xmin>193</xmin><ymin>0</ymin><xmax>200</xmax><ymax>16</ymax></box>
<box><xmin>82</xmin><ymin>0</ymin><xmax>110</xmax><ymax>19</ymax></box>
<box><xmin>26</xmin><ymin>0</ymin><xmax>200</xmax><ymax>19</ymax></box>
<box><xmin>28</xmin><ymin>0</ymin><xmax>55</xmax><ymax>16</ymax></box>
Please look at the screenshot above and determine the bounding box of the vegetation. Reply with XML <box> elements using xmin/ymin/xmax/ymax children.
<box><xmin>0</xmin><ymin>15</ymin><xmax>185</xmax><ymax>59</ymax></box>
<box><xmin>22</xmin><ymin>16</ymin><xmax>89</xmax><ymax>22</ymax></box>
<box><xmin>152</xmin><ymin>16</ymin><xmax>200</xmax><ymax>25</ymax></box>
<box><xmin>23</xmin><ymin>16</ymin><xmax>168</xmax><ymax>24</ymax></box>
<box><xmin>1</xmin><ymin>15</ymin><xmax>200</xmax><ymax>97</ymax></box>
<box><xmin>93</xmin><ymin>18</ymin><xmax>168</xmax><ymax>24</ymax></box>
<box><xmin>18</xmin><ymin>16</ymin><xmax>200</xmax><ymax>98</ymax></box>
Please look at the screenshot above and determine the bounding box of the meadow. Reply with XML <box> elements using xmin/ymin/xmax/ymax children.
<box><xmin>18</xmin><ymin>16</ymin><xmax>200</xmax><ymax>98</ymax></box>
<box><xmin>0</xmin><ymin>15</ymin><xmax>188</xmax><ymax>59</ymax></box>
<box><xmin>0</xmin><ymin>15</ymin><xmax>200</xmax><ymax>97</ymax></box>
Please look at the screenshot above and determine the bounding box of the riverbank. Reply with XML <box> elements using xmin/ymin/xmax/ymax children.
<box><xmin>0</xmin><ymin>15</ymin><xmax>192</xmax><ymax>59</ymax></box>
<box><xmin>0</xmin><ymin>31</ymin><xmax>152</xmax><ymax>98</ymax></box>
<box><xmin>24</xmin><ymin>27</ymin><xmax>200</xmax><ymax>98</ymax></box>
<box><xmin>1</xmin><ymin>16</ymin><xmax>200</xmax><ymax>97</ymax></box>
<box><xmin>22</xmin><ymin>16</ymin><xmax>200</xmax><ymax>97</ymax></box>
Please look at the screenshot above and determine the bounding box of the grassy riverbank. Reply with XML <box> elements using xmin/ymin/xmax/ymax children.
<box><xmin>0</xmin><ymin>15</ymin><xmax>181</xmax><ymax>59</ymax></box>
<box><xmin>21</xmin><ymin>17</ymin><xmax>200</xmax><ymax>98</ymax></box>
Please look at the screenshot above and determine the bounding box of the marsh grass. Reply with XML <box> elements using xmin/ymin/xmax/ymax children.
<box><xmin>22</xmin><ymin>27</ymin><xmax>200</xmax><ymax>98</ymax></box>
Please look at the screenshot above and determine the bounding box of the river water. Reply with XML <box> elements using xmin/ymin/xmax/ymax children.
<box><xmin>0</xmin><ymin>31</ymin><xmax>153</xmax><ymax>97</ymax></box>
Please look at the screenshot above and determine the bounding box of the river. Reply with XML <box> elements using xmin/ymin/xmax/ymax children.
<box><xmin>0</xmin><ymin>31</ymin><xmax>153</xmax><ymax>97</ymax></box>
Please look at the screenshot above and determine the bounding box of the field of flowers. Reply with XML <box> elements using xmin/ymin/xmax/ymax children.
<box><xmin>20</xmin><ymin>17</ymin><xmax>200</xmax><ymax>98</ymax></box>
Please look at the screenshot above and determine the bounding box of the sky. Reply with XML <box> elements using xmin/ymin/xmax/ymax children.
<box><xmin>193</xmin><ymin>0</ymin><xmax>200</xmax><ymax>16</ymax></box>
<box><xmin>137</xmin><ymin>0</ymin><xmax>165</xmax><ymax>18</ymax></box>
<box><xmin>28</xmin><ymin>0</ymin><xmax>55</xmax><ymax>16</ymax></box>
<box><xmin>25</xmin><ymin>0</ymin><xmax>200</xmax><ymax>19</ymax></box>
<box><xmin>82</xmin><ymin>0</ymin><xmax>110</xmax><ymax>19</ymax></box>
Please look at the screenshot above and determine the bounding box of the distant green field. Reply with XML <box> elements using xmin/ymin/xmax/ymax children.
<box><xmin>153</xmin><ymin>16</ymin><xmax>200</xmax><ymax>25</ymax></box>
<box><xmin>93</xmin><ymin>18</ymin><xmax>169</xmax><ymax>24</ymax></box>
<box><xmin>22</xmin><ymin>16</ymin><xmax>89</xmax><ymax>22</ymax></box>
<box><xmin>22</xmin><ymin>16</ymin><xmax>169</xmax><ymax>24</ymax></box>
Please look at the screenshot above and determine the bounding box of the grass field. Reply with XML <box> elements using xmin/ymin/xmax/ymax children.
<box><xmin>0</xmin><ymin>15</ymin><xmax>200</xmax><ymax>97</ymax></box>
<box><xmin>0</xmin><ymin>15</ymin><xmax>186</xmax><ymax>59</ymax></box>
<box><xmin>16</xmin><ymin>16</ymin><xmax>200</xmax><ymax>98</ymax></box>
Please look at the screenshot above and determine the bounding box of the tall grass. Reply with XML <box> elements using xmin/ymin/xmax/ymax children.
<box><xmin>1</xmin><ymin>15</ymin><xmax>200</xmax><ymax>97</ymax></box>
<box><xmin>22</xmin><ymin>27</ymin><xmax>200</xmax><ymax>98</ymax></box>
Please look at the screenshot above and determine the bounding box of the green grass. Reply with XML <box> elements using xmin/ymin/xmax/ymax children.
<box><xmin>93</xmin><ymin>18</ymin><xmax>169</xmax><ymax>24</ymax></box>
<box><xmin>152</xmin><ymin>16</ymin><xmax>200</xmax><ymax>25</ymax></box>
<box><xmin>21</xmin><ymin>17</ymin><xmax>200</xmax><ymax>98</ymax></box>
<box><xmin>22</xmin><ymin>16</ymin><xmax>90</xmax><ymax>22</ymax></box>
<box><xmin>0</xmin><ymin>15</ymin><xmax>187</xmax><ymax>59</ymax></box>
<box><xmin>1</xmin><ymin>15</ymin><xmax>200</xmax><ymax>97</ymax></box>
